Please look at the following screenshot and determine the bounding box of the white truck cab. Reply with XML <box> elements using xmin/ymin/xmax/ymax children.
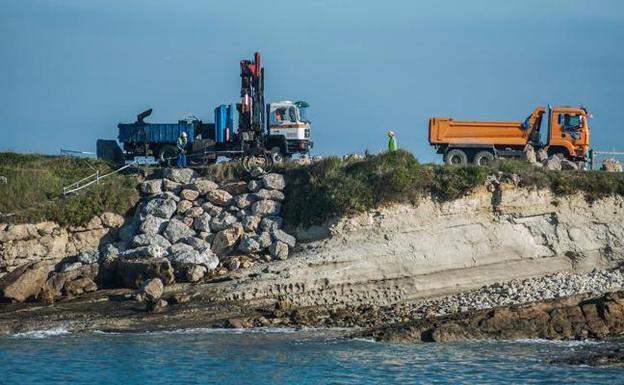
<box><xmin>266</xmin><ymin>100</ymin><xmax>312</xmax><ymax>158</ymax></box>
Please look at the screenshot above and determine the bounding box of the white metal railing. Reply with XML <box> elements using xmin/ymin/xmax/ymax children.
<box><xmin>62</xmin><ymin>161</ymin><xmax>138</xmax><ymax>195</ymax></box>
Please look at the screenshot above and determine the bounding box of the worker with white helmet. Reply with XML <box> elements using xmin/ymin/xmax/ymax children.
<box><xmin>177</xmin><ymin>132</ymin><xmax>188</xmax><ymax>168</ymax></box>
<box><xmin>387</xmin><ymin>131</ymin><xmax>397</xmax><ymax>152</ymax></box>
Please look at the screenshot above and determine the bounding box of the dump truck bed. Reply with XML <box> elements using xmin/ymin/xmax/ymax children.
<box><xmin>428</xmin><ymin>118</ymin><xmax>531</xmax><ymax>147</ymax></box>
<box><xmin>118</xmin><ymin>122</ymin><xmax>196</xmax><ymax>144</ymax></box>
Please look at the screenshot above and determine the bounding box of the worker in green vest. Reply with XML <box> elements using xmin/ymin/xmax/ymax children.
<box><xmin>177</xmin><ymin>132</ymin><xmax>188</xmax><ymax>168</ymax></box>
<box><xmin>387</xmin><ymin>131</ymin><xmax>397</xmax><ymax>152</ymax></box>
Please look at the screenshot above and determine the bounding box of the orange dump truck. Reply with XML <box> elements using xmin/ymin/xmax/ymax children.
<box><xmin>429</xmin><ymin>106</ymin><xmax>591</xmax><ymax>165</ymax></box>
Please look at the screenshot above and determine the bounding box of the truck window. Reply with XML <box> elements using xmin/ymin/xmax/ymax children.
<box><xmin>559</xmin><ymin>113</ymin><xmax>582</xmax><ymax>129</ymax></box>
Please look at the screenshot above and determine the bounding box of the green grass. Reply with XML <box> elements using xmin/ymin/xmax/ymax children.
<box><xmin>279</xmin><ymin>150</ymin><xmax>624</xmax><ymax>227</ymax></box>
<box><xmin>0</xmin><ymin>152</ymin><xmax>139</xmax><ymax>226</ymax></box>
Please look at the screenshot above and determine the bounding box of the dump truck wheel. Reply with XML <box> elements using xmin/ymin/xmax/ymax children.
<box><xmin>158</xmin><ymin>145</ymin><xmax>177</xmax><ymax>166</ymax></box>
<box><xmin>444</xmin><ymin>149</ymin><xmax>468</xmax><ymax>166</ymax></box>
<box><xmin>473</xmin><ymin>151</ymin><xmax>495</xmax><ymax>166</ymax></box>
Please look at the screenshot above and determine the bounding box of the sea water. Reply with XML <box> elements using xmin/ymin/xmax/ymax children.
<box><xmin>0</xmin><ymin>328</ymin><xmax>622</xmax><ymax>384</ymax></box>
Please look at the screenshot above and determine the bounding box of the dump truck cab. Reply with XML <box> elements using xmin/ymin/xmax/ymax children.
<box><xmin>266</xmin><ymin>100</ymin><xmax>312</xmax><ymax>158</ymax></box>
<box><xmin>545</xmin><ymin>106</ymin><xmax>591</xmax><ymax>160</ymax></box>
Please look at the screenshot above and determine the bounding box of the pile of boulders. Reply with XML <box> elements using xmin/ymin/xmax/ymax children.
<box><xmin>108</xmin><ymin>167</ymin><xmax>296</xmax><ymax>284</ymax></box>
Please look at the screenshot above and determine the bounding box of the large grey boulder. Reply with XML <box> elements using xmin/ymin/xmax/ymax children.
<box><xmin>164</xmin><ymin>168</ymin><xmax>197</xmax><ymax>184</ymax></box>
<box><xmin>238</xmin><ymin>234</ymin><xmax>261</xmax><ymax>254</ymax></box>
<box><xmin>162</xmin><ymin>179</ymin><xmax>183</xmax><ymax>194</ymax></box>
<box><xmin>140</xmin><ymin>179</ymin><xmax>162</xmax><ymax>195</ymax></box>
<box><xmin>544</xmin><ymin>155</ymin><xmax>562</xmax><ymax>171</ymax></box>
<box><xmin>242</xmin><ymin>215</ymin><xmax>261</xmax><ymax>232</ymax></box>
<box><xmin>189</xmin><ymin>179</ymin><xmax>219</xmax><ymax>194</ymax></box>
<box><xmin>77</xmin><ymin>250</ymin><xmax>99</xmax><ymax>265</ymax></box>
<box><xmin>163</xmin><ymin>219</ymin><xmax>195</xmax><ymax>243</ymax></box>
<box><xmin>138</xmin><ymin>215</ymin><xmax>168</xmax><ymax>236</ymax></box>
<box><xmin>561</xmin><ymin>159</ymin><xmax>579</xmax><ymax>170</ymax></box>
<box><xmin>257</xmin><ymin>231</ymin><xmax>273</xmax><ymax>249</ymax></box>
<box><xmin>121</xmin><ymin>245</ymin><xmax>165</xmax><ymax>259</ymax></box>
<box><xmin>167</xmin><ymin>242</ymin><xmax>195</xmax><ymax>256</ymax></box>
<box><xmin>206</xmin><ymin>189</ymin><xmax>233</xmax><ymax>206</ymax></box>
<box><xmin>210</xmin><ymin>211</ymin><xmax>238</xmax><ymax>232</ymax></box>
<box><xmin>252</xmin><ymin>200</ymin><xmax>281</xmax><ymax>216</ymax></box>
<box><xmin>132</xmin><ymin>234</ymin><xmax>172</xmax><ymax>249</ymax></box>
<box><xmin>169</xmin><ymin>247</ymin><xmax>219</xmax><ymax>270</ymax></box>
<box><xmin>271</xmin><ymin>229</ymin><xmax>296</xmax><ymax>248</ymax></box>
<box><xmin>269</xmin><ymin>241</ymin><xmax>289</xmax><ymax>260</ymax></box>
<box><xmin>211</xmin><ymin>224</ymin><xmax>244</xmax><ymax>256</ymax></box>
<box><xmin>201</xmin><ymin>202</ymin><xmax>223</xmax><ymax>217</ymax></box>
<box><xmin>142</xmin><ymin>198</ymin><xmax>177</xmax><ymax>219</ymax></box>
<box><xmin>262</xmin><ymin>173</ymin><xmax>286</xmax><ymax>190</ymax></box>
<box><xmin>233</xmin><ymin>193</ymin><xmax>254</xmax><ymax>209</ymax></box>
<box><xmin>193</xmin><ymin>213</ymin><xmax>212</xmax><ymax>233</ymax></box>
<box><xmin>260</xmin><ymin>216</ymin><xmax>283</xmax><ymax>231</ymax></box>
<box><xmin>253</xmin><ymin>189</ymin><xmax>285</xmax><ymax>201</ymax></box>
<box><xmin>0</xmin><ymin>261</ymin><xmax>53</xmax><ymax>302</ymax></box>
<box><xmin>179</xmin><ymin>236</ymin><xmax>211</xmax><ymax>251</ymax></box>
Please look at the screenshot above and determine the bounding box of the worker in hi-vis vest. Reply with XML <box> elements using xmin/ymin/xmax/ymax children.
<box><xmin>387</xmin><ymin>131</ymin><xmax>397</xmax><ymax>152</ymax></box>
<box><xmin>177</xmin><ymin>132</ymin><xmax>188</xmax><ymax>168</ymax></box>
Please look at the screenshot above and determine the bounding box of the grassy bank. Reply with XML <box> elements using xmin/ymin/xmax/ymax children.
<box><xmin>0</xmin><ymin>153</ymin><xmax>139</xmax><ymax>226</ymax></box>
<box><xmin>278</xmin><ymin>151</ymin><xmax>624</xmax><ymax>227</ymax></box>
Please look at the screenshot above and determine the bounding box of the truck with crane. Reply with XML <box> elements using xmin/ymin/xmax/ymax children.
<box><xmin>96</xmin><ymin>52</ymin><xmax>312</xmax><ymax>170</ymax></box>
<box><xmin>428</xmin><ymin>105</ymin><xmax>591</xmax><ymax>166</ymax></box>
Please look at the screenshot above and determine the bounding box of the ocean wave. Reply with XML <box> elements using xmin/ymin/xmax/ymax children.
<box><xmin>510</xmin><ymin>338</ymin><xmax>605</xmax><ymax>346</ymax></box>
<box><xmin>156</xmin><ymin>326</ymin><xmax>350</xmax><ymax>335</ymax></box>
<box><xmin>12</xmin><ymin>327</ymin><xmax>71</xmax><ymax>339</ymax></box>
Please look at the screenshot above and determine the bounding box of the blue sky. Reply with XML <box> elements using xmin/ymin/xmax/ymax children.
<box><xmin>1</xmin><ymin>0</ymin><xmax>623</xmax><ymax>162</ymax></box>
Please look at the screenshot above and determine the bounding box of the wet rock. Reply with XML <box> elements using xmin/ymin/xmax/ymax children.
<box><xmin>140</xmin><ymin>179</ymin><xmax>162</xmax><ymax>195</ymax></box>
<box><xmin>63</xmin><ymin>277</ymin><xmax>97</xmax><ymax>297</ymax></box>
<box><xmin>0</xmin><ymin>261</ymin><xmax>53</xmax><ymax>302</ymax></box>
<box><xmin>163</xmin><ymin>219</ymin><xmax>195</xmax><ymax>243</ymax></box>
<box><xmin>261</xmin><ymin>173</ymin><xmax>286</xmax><ymax>190</ymax></box>
<box><xmin>114</xmin><ymin>258</ymin><xmax>175</xmax><ymax>288</ymax></box>
<box><xmin>163</xmin><ymin>168</ymin><xmax>197</xmax><ymax>184</ymax></box>
<box><xmin>118</xmin><ymin>223</ymin><xmax>138</xmax><ymax>243</ymax></box>
<box><xmin>211</xmin><ymin>224</ymin><xmax>244</xmax><ymax>256</ymax></box>
<box><xmin>180</xmin><ymin>189</ymin><xmax>200</xmax><ymax>201</ymax></box>
<box><xmin>205</xmin><ymin>189</ymin><xmax>233</xmax><ymax>206</ymax></box>
<box><xmin>188</xmin><ymin>179</ymin><xmax>219</xmax><ymax>194</ymax></box>
<box><xmin>251</xmin><ymin>200</ymin><xmax>281</xmax><ymax>217</ymax></box>
<box><xmin>226</xmin><ymin>318</ymin><xmax>253</xmax><ymax>328</ymax></box>
<box><xmin>147</xmin><ymin>298</ymin><xmax>168</xmax><ymax>313</ymax></box>
<box><xmin>210</xmin><ymin>211</ymin><xmax>237</xmax><ymax>232</ymax></box>
<box><xmin>269</xmin><ymin>241</ymin><xmax>289</xmax><ymax>260</ymax></box>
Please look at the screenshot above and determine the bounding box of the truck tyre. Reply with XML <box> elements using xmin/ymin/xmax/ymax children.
<box><xmin>444</xmin><ymin>149</ymin><xmax>468</xmax><ymax>166</ymax></box>
<box><xmin>158</xmin><ymin>144</ymin><xmax>177</xmax><ymax>166</ymax></box>
<box><xmin>473</xmin><ymin>150</ymin><xmax>495</xmax><ymax>166</ymax></box>
<box><xmin>270</xmin><ymin>146</ymin><xmax>284</xmax><ymax>163</ymax></box>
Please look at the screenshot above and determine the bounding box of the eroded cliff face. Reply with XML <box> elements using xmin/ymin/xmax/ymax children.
<box><xmin>215</xmin><ymin>185</ymin><xmax>624</xmax><ymax>307</ymax></box>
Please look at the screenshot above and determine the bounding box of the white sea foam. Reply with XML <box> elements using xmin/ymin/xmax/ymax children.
<box><xmin>510</xmin><ymin>338</ymin><xmax>605</xmax><ymax>346</ymax></box>
<box><xmin>12</xmin><ymin>327</ymin><xmax>71</xmax><ymax>339</ymax></box>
